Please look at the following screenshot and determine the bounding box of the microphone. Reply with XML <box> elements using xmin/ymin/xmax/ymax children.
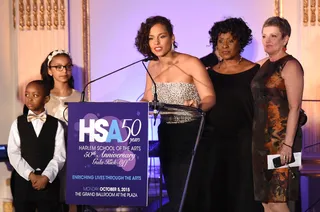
<box><xmin>80</xmin><ymin>56</ymin><xmax>154</xmax><ymax>102</ymax></box>
<box><xmin>141</xmin><ymin>62</ymin><xmax>159</xmax><ymax>124</ymax></box>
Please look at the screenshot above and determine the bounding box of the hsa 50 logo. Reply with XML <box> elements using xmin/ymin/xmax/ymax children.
<box><xmin>79</xmin><ymin>118</ymin><xmax>142</xmax><ymax>142</ymax></box>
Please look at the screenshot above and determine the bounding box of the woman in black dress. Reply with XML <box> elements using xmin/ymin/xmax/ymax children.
<box><xmin>203</xmin><ymin>17</ymin><xmax>263</xmax><ymax>212</ymax></box>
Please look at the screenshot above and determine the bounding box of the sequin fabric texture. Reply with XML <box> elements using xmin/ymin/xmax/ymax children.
<box><xmin>152</xmin><ymin>82</ymin><xmax>201</xmax><ymax>124</ymax></box>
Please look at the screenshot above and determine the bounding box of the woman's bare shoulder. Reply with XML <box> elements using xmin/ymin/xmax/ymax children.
<box><xmin>241</xmin><ymin>58</ymin><xmax>260</xmax><ymax>70</ymax></box>
<box><xmin>282</xmin><ymin>59</ymin><xmax>304</xmax><ymax>75</ymax></box>
<box><xmin>256</xmin><ymin>57</ymin><xmax>269</xmax><ymax>66</ymax></box>
<box><xmin>175</xmin><ymin>53</ymin><xmax>203</xmax><ymax>69</ymax></box>
<box><xmin>179</xmin><ymin>53</ymin><xmax>200</xmax><ymax>61</ymax></box>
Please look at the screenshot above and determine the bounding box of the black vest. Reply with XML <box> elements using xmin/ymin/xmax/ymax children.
<box><xmin>17</xmin><ymin>114</ymin><xmax>58</xmax><ymax>171</ymax></box>
<box><xmin>13</xmin><ymin>114</ymin><xmax>60</xmax><ymax>202</ymax></box>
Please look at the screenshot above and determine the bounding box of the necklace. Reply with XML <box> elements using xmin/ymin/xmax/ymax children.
<box><xmin>218</xmin><ymin>56</ymin><xmax>243</xmax><ymax>69</ymax></box>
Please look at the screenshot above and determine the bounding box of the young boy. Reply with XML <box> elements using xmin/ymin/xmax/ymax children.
<box><xmin>7</xmin><ymin>80</ymin><xmax>66</xmax><ymax>212</ymax></box>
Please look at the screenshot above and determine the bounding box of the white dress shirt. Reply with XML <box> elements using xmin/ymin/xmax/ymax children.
<box><xmin>7</xmin><ymin>110</ymin><xmax>66</xmax><ymax>183</ymax></box>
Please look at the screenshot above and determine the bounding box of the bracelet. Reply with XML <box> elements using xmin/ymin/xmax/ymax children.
<box><xmin>283</xmin><ymin>143</ymin><xmax>292</xmax><ymax>148</ymax></box>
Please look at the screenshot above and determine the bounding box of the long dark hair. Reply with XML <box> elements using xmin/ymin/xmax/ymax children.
<box><xmin>40</xmin><ymin>50</ymin><xmax>74</xmax><ymax>90</ymax></box>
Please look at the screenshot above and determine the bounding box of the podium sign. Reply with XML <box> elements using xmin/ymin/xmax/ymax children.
<box><xmin>66</xmin><ymin>102</ymin><xmax>149</xmax><ymax>206</ymax></box>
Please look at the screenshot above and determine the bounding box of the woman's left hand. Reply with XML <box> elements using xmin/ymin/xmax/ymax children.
<box><xmin>184</xmin><ymin>99</ymin><xmax>198</xmax><ymax>108</ymax></box>
<box><xmin>279</xmin><ymin>143</ymin><xmax>292</xmax><ymax>165</ymax></box>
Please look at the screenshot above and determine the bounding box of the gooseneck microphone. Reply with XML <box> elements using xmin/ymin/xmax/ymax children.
<box><xmin>141</xmin><ymin>62</ymin><xmax>159</xmax><ymax>123</ymax></box>
<box><xmin>80</xmin><ymin>56</ymin><xmax>154</xmax><ymax>102</ymax></box>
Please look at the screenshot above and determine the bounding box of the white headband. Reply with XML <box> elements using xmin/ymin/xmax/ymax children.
<box><xmin>47</xmin><ymin>50</ymin><xmax>71</xmax><ymax>66</ymax></box>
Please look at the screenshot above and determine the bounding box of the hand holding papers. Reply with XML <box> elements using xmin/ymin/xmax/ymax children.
<box><xmin>267</xmin><ymin>152</ymin><xmax>302</xmax><ymax>170</ymax></box>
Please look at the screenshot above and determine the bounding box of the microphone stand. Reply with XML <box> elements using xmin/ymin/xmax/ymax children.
<box><xmin>141</xmin><ymin>62</ymin><xmax>159</xmax><ymax>125</ymax></box>
<box><xmin>80</xmin><ymin>57</ymin><xmax>153</xmax><ymax>102</ymax></box>
<box><xmin>304</xmin><ymin>142</ymin><xmax>320</xmax><ymax>149</ymax></box>
<box><xmin>178</xmin><ymin>111</ymin><xmax>206</xmax><ymax>212</ymax></box>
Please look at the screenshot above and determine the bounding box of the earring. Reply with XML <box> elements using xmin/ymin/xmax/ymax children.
<box><xmin>171</xmin><ymin>43</ymin><xmax>175</xmax><ymax>51</ymax></box>
<box><xmin>283</xmin><ymin>46</ymin><xmax>287</xmax><ymax>52</ymax></box>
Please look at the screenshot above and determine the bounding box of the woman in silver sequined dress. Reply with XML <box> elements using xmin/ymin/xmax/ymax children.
<box><xmin>135</xmin><ymin>16</ymin><xmax>215</xmax><ymax>211</ymax></box>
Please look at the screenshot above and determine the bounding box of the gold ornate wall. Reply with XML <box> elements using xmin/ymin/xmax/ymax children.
<box><xmin>274</xmin><ymin>0</ymin><xmax>282</xmax><ymax>16</ymax></box>
<box><xmin>281</xmin><ymin>0</ymin><xmax>320</xmax><ymax>154</ymax></box>
<box><xmin>13</xmin><ymin>0</ymin><xmax>66</xmax><ymax>30</ymax></box>
<box><xmin>11</xmin><ymin>0</ymin><xmax>69</xmax><ymax>104</ymax></box>
<box><xmin>301</xmin><ymin>0</ymin><xmax>320</xmax><ymax>154</ymax></box>
<box><xmin>277</xmin><ymin>0</ymin><xmax>320</xmax><ymax>26</ymax></box>
<box><xmin>303</xmin><ymin>0</ymin><xmax>320</xmax><ymax>26</ymax></box>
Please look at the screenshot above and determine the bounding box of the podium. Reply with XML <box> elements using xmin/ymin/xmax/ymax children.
<box><xmin>66</xmin><ymin>102</ymin><xmax>205</xmax><ymax>211</ymax></box>
<box><xmin>66</xmin><ymin>102</ymin><xmax>149</xmax><ymax>207</ymax></box>
<box><xmin>0</xmin><ymin>145</ymin><xmax>8</xmax><ymax>162</ymax></box>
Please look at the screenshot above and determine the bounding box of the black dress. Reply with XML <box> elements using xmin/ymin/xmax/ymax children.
<box><xmin>155</xmin><ymin>82</ymin><xmax>202</xmax><ymax>212</ymax></box>
<box><xmin>205</xmin><ymin>64</ymin><xmax>263</xmax><ymax>212</ymax></box>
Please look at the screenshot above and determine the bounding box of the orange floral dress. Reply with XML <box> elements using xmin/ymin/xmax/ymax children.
<box><xmin>251</xmin><ymin>55</ymin><xmax>302</xmax><ymax>202</ymax></box>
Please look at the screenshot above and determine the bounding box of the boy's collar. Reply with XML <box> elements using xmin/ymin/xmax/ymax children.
<box><xmin>28</xmin><ymin>110</ymin><xmax>47</xmax><ymax>116</ymax></box>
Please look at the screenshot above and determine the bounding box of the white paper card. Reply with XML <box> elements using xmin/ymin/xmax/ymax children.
<box><xmin>267</xmin><ymin>152</ymin><xmax>302</xmax><ymax>170</ymax></box>
<box><xmin>113</xmin><ymin>99</ymin><xmax>130</xmax><ymax>102</ymax></box>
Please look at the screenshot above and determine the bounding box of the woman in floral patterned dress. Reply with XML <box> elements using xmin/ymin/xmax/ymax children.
<box><xmin>251</xmin><ymin>16</ymin><xmax>304</xmax><ymax>212</ymax></box>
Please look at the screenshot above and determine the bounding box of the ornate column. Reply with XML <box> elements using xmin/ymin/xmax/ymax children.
<box><xmin>274</xmin><ymin>0</ymin><xmax>283</xmax><ymax>17</ymax></box>
<box><xmin>82</xmin><ymin>0</ymin><xmax>91</xmax><ymax>100</ymax></box>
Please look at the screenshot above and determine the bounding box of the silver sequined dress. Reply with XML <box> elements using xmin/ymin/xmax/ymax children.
<box><xmin>155</xmin><ymin>82</ymin><xmax>202</xmax><ymax>211</ymax></box>
<box><xmin>153</xmin><ymin>82</ymin><xmax>201</xmax><ymax>124</ymax></box>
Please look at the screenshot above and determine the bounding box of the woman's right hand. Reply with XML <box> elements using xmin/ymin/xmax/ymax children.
<box><xmin>184</xmin><ymin>99</ymin><xmax>198</xmax><ymax>108</ymax></box>
<box><xmin>279</xmin><ymin>143</ymin><xmax>293</xmax><ymax>165</ymax></box>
